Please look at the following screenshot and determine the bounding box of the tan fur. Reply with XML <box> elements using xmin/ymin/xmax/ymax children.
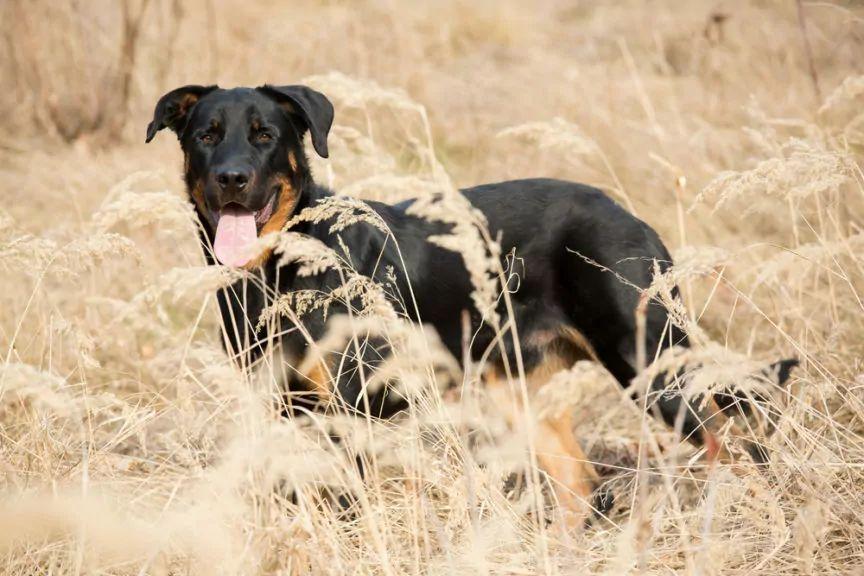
<box><xmin>559</xmin><ymin>326</ymin><xmax>598</xmax><ymax>362</ymax></box>
<box><xmin>485</xmin><ymin>347</ymin><xmax>601</xmax><ymax>525</ymax></box>
<box><xmin>243</xmin><ymin>176</ymin><xmax>300</xmax><ymax>269</ymax></box>
<box><xmin>179</xmin><ymin>92</ymin><xmax>203</xmax><ymax>116</ymax></box>
<box><xmin>698</xmin><ymin>397</ymin><xmax>737</xmax><ymax>463</ymax></box>
<box><xmin>303</xmin><ymin>360</ymin><xmax>334</xmax><ymax>401</ymax></box>
<box><xmin>188</xmin><ymin>179</ymin><xmax>208</xmax><ymax>217</ymax></box>
<box><xmin>534</xmin><ymin>412</ymin><xmax>600</xmax><ymax>518</ymax></box>
<box><xmin>279</xmin><ymin>346</ymin><xmax>334</xmax><ymax>405</ymax></box>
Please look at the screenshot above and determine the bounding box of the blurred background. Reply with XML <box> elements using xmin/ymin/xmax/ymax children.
<box><xmin>2</xmin><ymin>0</ymin><xmax>861</xmax><ymax>225</ymax></box>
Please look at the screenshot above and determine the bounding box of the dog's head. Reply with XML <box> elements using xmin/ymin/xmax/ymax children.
<box><xmin>146</xmin><ymin>84</ymin><xmax>333</xmax><ymax>267</ymax></box>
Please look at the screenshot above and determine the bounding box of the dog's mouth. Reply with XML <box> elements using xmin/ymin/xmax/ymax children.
<box><xmin>212</xmin><ymin>192</ymin><xmax>278</xmax><ymax>267</ymax></box>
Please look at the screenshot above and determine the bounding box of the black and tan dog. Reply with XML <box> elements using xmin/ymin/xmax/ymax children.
<box><xmin>146</xmin><ymin>84</ymin><xmax>796</xmax><ymax>520</ymax></box>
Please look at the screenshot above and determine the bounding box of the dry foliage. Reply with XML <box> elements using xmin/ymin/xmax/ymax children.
<box><xmin>2</xmin><ymin>0</ymin><xmax>864</xmax><ymax>574</ymax></box>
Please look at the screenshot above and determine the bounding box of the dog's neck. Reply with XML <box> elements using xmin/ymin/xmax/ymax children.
<box><xmin>287</xmin><ymin>176</ymin><xmax>332</xmax><ymax>225</ymax></box>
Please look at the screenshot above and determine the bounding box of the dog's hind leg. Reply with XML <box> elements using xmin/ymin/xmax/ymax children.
<box><xmin>484</xmin><ymin>356</ymin><xmax>606</xmax><ymax>526</ymax></box>
<box><xmin>534</xmin><ymin>409</ymin><xmax>604</xmax><ymax>522</ymax></box>
<box><xmin>561</xmin><ymin>221</ymin><xmax>798</xmax><ymax>463</ymax></box>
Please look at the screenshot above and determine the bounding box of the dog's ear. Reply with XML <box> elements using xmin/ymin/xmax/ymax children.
<box><xmin>256</xmin><ymin>85</ymin><xmax>334</xmax><ymax>158</ymax></box>
<box><xmin>145</xmin><ymin>85</ymin><xmax>218</xmax><ymax>143</ymax></box>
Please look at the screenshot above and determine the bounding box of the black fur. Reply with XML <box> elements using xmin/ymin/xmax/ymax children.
<box><xmin>147</xmin><ymin>85</ymin><xmax>796</xmax><ymax>447</ymax></box>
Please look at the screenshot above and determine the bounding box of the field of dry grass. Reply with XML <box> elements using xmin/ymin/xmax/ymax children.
<box><xmin>2</xmin><ymin>0</ymin><xmax>864</xmax><ymax>573</ymax></box>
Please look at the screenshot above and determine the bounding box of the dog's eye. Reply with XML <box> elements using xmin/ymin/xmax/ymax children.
<box><xmin>199</xmin><ymin>133</ymin><xmax>216</xmax><ymax>145</ymax></box>
<box><xmin>255</xmin><ymin>131</ymin><xmax>273</xmax><ymax>143</ymax></box>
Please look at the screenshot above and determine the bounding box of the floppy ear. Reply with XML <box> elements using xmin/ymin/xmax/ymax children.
<box><xmin>256</xmin><ymin>84</ymin><xmax>334</xmax><ymax>158</ymax></box>
<box><xmin>145</xmin><ymin>85</ymin><xmax>218</xmax><ymax>143</ymax></box>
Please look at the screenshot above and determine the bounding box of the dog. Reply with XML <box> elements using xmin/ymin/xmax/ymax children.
<box><xmin>146</xmin><ymin>84</ymin><xmax>796</xmax><ymax>521</ymax></box>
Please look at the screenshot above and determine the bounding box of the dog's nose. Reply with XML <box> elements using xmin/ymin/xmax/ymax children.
<box><xmin>215</xmin><ymin>168</ymin><xmax>250</xmax><ymax>192</ymax></box>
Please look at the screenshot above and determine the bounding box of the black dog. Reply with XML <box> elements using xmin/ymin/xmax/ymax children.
<box><xmin>146</xmin><ymin>84</ymin><xmax>795</xmax><ymax>519</ymax></box>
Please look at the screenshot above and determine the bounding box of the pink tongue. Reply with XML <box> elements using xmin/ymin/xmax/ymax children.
<box><xmin>214</xmin><ymin>206</ymin><xmax>258</xmax><ymax>266</ymax></box>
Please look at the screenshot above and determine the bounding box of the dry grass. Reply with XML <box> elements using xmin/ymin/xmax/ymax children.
<box><xmin>2</xmin><ymin>0</ymin><xmax>864</xmax><ymax>574</ymax></box>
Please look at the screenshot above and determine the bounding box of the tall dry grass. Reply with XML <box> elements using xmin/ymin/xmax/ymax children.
<box><xmin>1</xmin><ymin>0</ymin><xmax>864</xmax><ymax>574</ymax></box>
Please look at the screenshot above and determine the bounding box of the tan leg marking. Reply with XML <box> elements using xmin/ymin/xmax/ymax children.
<box><xmin>525</xmin><ymin>355</ymin><xmax>600</xmax><ymax>521</ymax></box>
<box><xmin>278</xmin><ymin>347</ymin><xmax>334</xmax><ymax>412</ymax></box>
<box><xmin>485</xmin><ymin>348</ymin><xmax>600</xmax><ymax>524</ymax></box>
<box><xmin>699</xmin><ymin>397</ymin><xmax>742</xmax><ymax>463</ymax></box>
<box><xmin>301</xmin><ymin>359</ymin><xmax>333</xmax><ymax>401</ymax></box>
<box><xmin>535</xmin><ymin>412</ymin><xmax>599</xmax><ymax>516</ymax></box>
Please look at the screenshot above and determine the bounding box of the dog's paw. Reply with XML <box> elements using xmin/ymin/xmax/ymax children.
<box><xmin>592</xmin><ymin>484</ymin><xmax>615</xmax><ymax>517</ymax></box>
